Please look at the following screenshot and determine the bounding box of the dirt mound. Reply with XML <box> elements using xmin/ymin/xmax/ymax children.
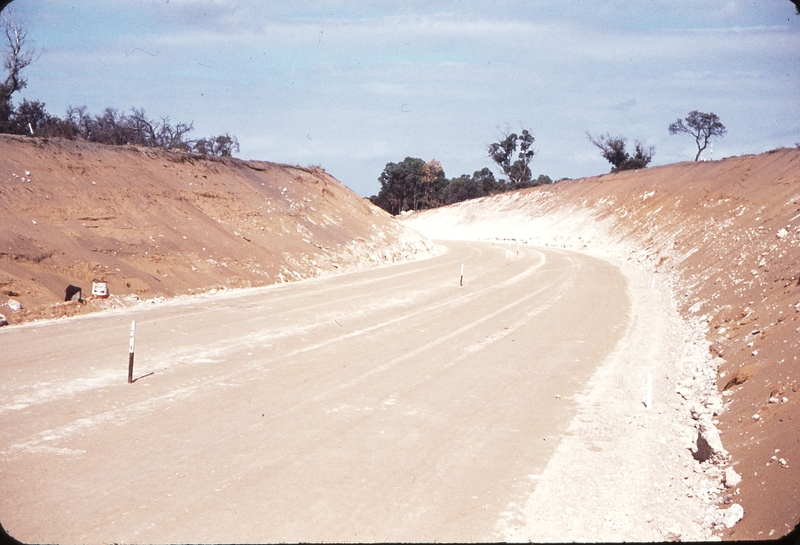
<box><xmin>401</xmin><ymin>148</ymin><xmax>800</xmax><ymax>540</ymax></box>
<box><xmin>0</xmin><ymin>135</ymin><xmax>432</xmax><ymax>324</ymax></box>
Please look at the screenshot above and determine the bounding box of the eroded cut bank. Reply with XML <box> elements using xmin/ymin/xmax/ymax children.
<box><xmin>400</xmin><ymin>147</ymin><xmax>800</xmax><ymax>540</ymax></box>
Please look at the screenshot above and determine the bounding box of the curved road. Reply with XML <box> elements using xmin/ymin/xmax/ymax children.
<box><xmin>0</xmin><ymin>241</ymin><xmax>630</xmax><ymax>543</ymax></box>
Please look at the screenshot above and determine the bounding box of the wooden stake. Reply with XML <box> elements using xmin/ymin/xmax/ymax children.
<box><xmin>460</xmin><ymin>264</ymin><xmax>464</xmax><ymax>287</ymax></box>
<box><xmin>128</xmin><ymin>320</ymin><xmax>136</xmax><ymax>384</ymax></box>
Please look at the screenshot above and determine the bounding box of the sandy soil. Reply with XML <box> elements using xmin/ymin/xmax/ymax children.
<box><xmin>0</xmin><ymin>134</ymin><xmax>431</xmax><ymax>324</ymax></box>
<box><xmin>401</xmin><ymin>147</ymin><xmax>800</xmax><ymax>540</ymax></box>
<box><xmin>2</xmin><ymin>241</ymin><xmax>653</xmax><ymax>543</ymax></box>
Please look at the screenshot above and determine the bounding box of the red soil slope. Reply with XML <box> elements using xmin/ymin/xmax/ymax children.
<box><xmin>402</xmin><ymin>148</ymin><xmax>800</xmax><ymax>540</ymax></box>
<box><xmin>0</xmin><ymin>135</ymin><xmax>430</xmax><ymax>323</ymax></box>
<box><xmin>563</xmin><ymin>152</ymin><xmax>800</xmax><ymax>540</ymax></box>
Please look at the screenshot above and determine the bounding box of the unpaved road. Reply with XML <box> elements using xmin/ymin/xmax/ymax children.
<box><xmin>1</xmin><ymin>241</ymin><xmax>632</xmax><ymax>543</ymax></box>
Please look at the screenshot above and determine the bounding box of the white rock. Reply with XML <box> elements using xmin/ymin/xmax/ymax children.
<box><xmin>7</xmin><ymin>299</ymin><xmax>21</xmax><ymax>311</ymax></box>
<box><xmin>0</xmin><ymin>313</ymin><xmax>8</xmax><ymax>326</ymax></box>
<box><xmin>752</xmin><ymin>414</ymin><xmax>760</xmax><ymax>421</ymax></box>
<box><xmin>769</xmin><ymin>397</ymin><xmax>780</xmax><ymax>404</ymax></box>
<box><xmin>661</xmin><ymin>523</ymin><xmax>682</xmax><ymax>541</ymax></box>
<box><xmin>724</xmin><ymin>467</ymin><xmax>742</xmax><ymax>488</ymax></box>
<box><xmin>706</xmin><ymin>398</ymin><xmax>724</xmax><ymax>416</ymax></box>
<box><xmin>783</xmin><ymin>397</ymin><xmax>789</xmax><ymax>403</ymax></box>
<box><xmin>777</xmin><ymin>228</ymin><xmax>788</xmax><ymax>239</ymax></box>
<box><xmin>719</xmin><ymin>504</ymin><xmax>744</xmax><ymax>528</ymax></box>
<box><xmin>694</xmin><ymin>420</ymin><xmax>728</xmax><ymax>463</ymax></box>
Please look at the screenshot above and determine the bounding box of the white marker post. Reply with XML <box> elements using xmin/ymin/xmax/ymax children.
<box><xmin>128</xmin><ymin>320</ymin><xmax>136</xmax><ymax>384</ymax></box>
<box><xmin>460</xmin><ymin>264</ymin><xmax>464</xmax><ymax>287</ymax></box>
<box><xmin>646</xmin><ymin>372</ymin><xmax>653</xmax><ymax>409</ymax></box>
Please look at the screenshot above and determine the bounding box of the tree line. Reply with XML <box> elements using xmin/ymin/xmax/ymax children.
<box><xmin>369</xmin><ymin>153</ymin><xmax>555</xmax><ymax>216</ymax></box>
<box><xmin>0</xmin><ymin>11</ymin><xmax>238</xmax><ymax>156</ymax></box>
<box><xmin>371</xmin><ymin>108</ymin><xmax>726</xmax><ymax>215</ymax></box>
<box><xmin>3</xmin><ymin>9</ymin><xmax>730</xmax><ymax>212</ymax></box>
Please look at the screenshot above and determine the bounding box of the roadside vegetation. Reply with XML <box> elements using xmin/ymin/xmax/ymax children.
<box><xmin>586</xmin><ymin>132</ymin><xmax>655</xmax><ymax>172</ymax></box>
<box><xmin>0</xmin><ymin>11</ymin><xmax>238</xmax><ymax>156</ymax></box>
<box><xmin>2</xmin><ymin>9</ymin><xmax>732</xmax><ymax>216</ymax></box>
<box><xmin>372</xmin><ymin>107</ymin><xmax>729</xmax><ymax>215</ymax></box>
<box><xmin>369</xmin><ymin>138</ymin><xmax>557</xmax><ymax>216</ymax></box>
<box><xmin>668</xmin><ymin>111</ymin><xmax>727</xmax><ymax>162</ymax></box>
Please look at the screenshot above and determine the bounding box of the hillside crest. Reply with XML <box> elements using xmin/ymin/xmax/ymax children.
<box><xmin>0</xmin><ymin>135</ymin><xmax>431</xmax><ymax>322</ymax></box>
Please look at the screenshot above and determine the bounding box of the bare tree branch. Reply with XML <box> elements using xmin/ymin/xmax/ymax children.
<box><xmin>1</xmin><ymin>10</ymin><xmax>40</xmax><ymax>129</ymax></box>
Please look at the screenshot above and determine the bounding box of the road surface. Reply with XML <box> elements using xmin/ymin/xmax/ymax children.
<box><xmin>0</xmin><ymin>241</ymin><xmax>630</xmax><ymax>543</ymax></box>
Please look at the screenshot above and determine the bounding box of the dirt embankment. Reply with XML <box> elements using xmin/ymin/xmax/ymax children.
<box><xmin>401</xmin><ymin>148</ymin><xmax>800</xmax><ymax>540</ymax></box>
<box><xmin>0</xmin><ymin>135</ymin><xmax>432</xmax><ymax>324</ymax></box>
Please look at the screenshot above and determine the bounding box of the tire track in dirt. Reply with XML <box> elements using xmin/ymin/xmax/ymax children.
<box><xmin>1</xmin><ymin>241</ymin><xmax>632</xmax><ymax>543</ymax></box>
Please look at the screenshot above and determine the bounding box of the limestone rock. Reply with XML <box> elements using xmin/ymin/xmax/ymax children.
<box><xmin>7</xmin><ymin>299</ymin><xmax>21</xmax><ymax>311</ymax></box>
<box><xmin>719</xmin><ymin>504</ymin><xmax>744</xmax><ymax>528</ymax></box>
<box><xmin>0</xmin><ymin>313</ymin><xmax>8</xmax><ymax>327</ymax></box>
<box><xmin>705</xmin><ymin>397</ymin><xmax>723</xmax><ymax>416</ymax></box>
<box><xmin>693</xmin><ymin>420</ymin><xmax>728</xmax><ymax>463</ymax></box>
<box><xmin>661</xmin><ymin>523</ymin><xmax>683</xmax><ymax>541</ymax></box>
<box><xmin>724</xmin><ymin>467</ymin><xmax>741</xmax><ymax>488</ymax></box>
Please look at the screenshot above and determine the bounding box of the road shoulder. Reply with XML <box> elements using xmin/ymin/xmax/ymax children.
<box><xmin>496</xmin><ymin>253</ymin><xmax>726</xmax><ymax>542</ymax></box>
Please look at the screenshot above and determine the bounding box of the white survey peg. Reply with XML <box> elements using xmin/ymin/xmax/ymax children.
<box><xmin>128</xmin><ymin>320</ymin><xmax>136</xmax><ymax>383</ymax></box>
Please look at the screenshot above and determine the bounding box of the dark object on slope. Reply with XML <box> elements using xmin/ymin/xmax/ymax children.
<box><xmin>65</xmin><ymin>284</ymin><xmax>82</xmax><ymax>302</ymax></box>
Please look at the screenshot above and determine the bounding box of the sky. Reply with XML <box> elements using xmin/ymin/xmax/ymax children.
<box><xmin>5</xmin><ymin>0</ymin><xmax>800</xmax><ymax>196</ymax></box>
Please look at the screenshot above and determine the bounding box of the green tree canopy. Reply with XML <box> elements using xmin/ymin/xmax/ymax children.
<box><xmin>587</xmin><ymin>132</ymin><xmax>655</xmax><ymax>172</ymax></box>
<box><xmin>487</xmin><ymin>129</ymin><xmax>536</xmax><ymax>187</ymax></box>
<box><xmin>668</xmin><ymin>110</ymin><xmax>726</xmax><ymax>161</ymax></box>
<box><xmin>370</xmin><ymin>157</ymin><xmax>447</xmax><ymax>215</ymax></box>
